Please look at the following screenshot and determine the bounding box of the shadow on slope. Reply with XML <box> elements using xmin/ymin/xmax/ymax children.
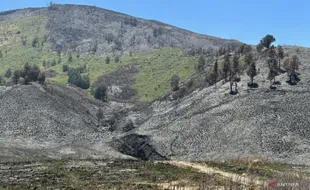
<box><xmin>111</xmin><ymin>134</ymin><xmax>167</xmax><ymax>161</ymax></box>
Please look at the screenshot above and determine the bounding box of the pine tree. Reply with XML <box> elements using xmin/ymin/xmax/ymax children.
<box><xmin>13</xmin><ymin>70</ymin><xmax>21</xmax><ymax>85</ymax></box>
<box><xmin>38</xmin><ymin>72</ymin><xmax>46</xmax><ymax>85</ymax></box>
<box><xmin>267</xmin><ymin>57</ymin><xmax>278</xmax><ymax>87</ymax></box>
<box><xmin>245</xmin><ymin>53</ymin><xmax>254</xmax><ymax>66</ymax></box>
<box><xmin>268</xmin><ymin>45</ymin><xmax>277</xmax><ymax>58</ymax></box>
<box><xmin>277</xmin><ymin>45</ymin><xmax>284</xmax><ymax>68</ymax></box>
<box><xmin>105</xmin><ymin>56</ymin><xmax>110</xmax><ymax>64</ymax></box>
<box><xmin>246</xmin><ymin>62</ymin><xmax>257</xmax><ymax>87</ymax></box>
<box><xmin>196</xmin><ymin>55</ymin><xmax>205</xmax><ymax>72</ymax></box>
<box><xmin>260</xmin><ymin>34</ymin><xmax>276</xmax><ymax>49</ymax></box>
<box><xmin>68</xmin><ymin>53</ymin><xmax>73</xmax><ymax>62</ymax></box>
<box><xmin>223</xmin><ymin>54</ymin><xmax>230</xmax><ymax>82</ymax></box>
<box><xmin>284</xmin><ymin>55</ymin><xmax>300</xmax><ymax>84</ymax></box>
<box><xmin>213</xmin><ymin>59</ymin><xmax>218</xmax><ymax>88</ymax></box>
<box><xmin>96</xmin><ymin>108</ymin><xmax>104</xmax><ymax>126</ymax></box>
<box><xmin>232</xmin><ymin>55</ymin><xmax>240</xmax><ymax>92</ymax></box>
<box><xmin>170</xmin><ymin>75</ymin><xmax>180</xmax><ymax>91</ymax></box>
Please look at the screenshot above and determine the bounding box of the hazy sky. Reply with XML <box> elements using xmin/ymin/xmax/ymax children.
<box><xmin>1</xmin><ymin>0</ymin><xmax>309</xmax><ymax>47</ymax></box>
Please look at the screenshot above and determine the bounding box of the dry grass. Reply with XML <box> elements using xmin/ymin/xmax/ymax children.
<box><xmin>1</xmin><ymin>158</ymin><xmax>310</xmax><ymax>189</ymax></box>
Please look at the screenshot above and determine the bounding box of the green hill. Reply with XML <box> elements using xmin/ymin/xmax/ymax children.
<box><xmin>0</xmin><ymin>4</ymin><xmax>239</xmax><ymax>102</ymax></box>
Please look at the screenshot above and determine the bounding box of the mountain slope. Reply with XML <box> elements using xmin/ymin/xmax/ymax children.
<box><xmin>0</xmin><ymin>4</ymin><xmax>241</xmax><ymax>102</ymax></box>
<box><xmin>129</xmin><ymin>46</ymin><xmax>310</xmax><ymax>165</ymax></box>
<box><xmin>0</xmin><ymin>83</ymin><xmax>133</xmax><ymax>160</ymax></box>
<box><xmin>1</xmin><ymin>4</ymin><xmax>310</xmax><ymax>166</ymax></box>
<box><xmin>1</xmin><ymin>45</ymin><xmax>310</xmax><ymax>165</ymax></box>
<box><xmin>44</xmin><ymin>4</ymin><xmax>241</xmax><ymax>53</ymax></box>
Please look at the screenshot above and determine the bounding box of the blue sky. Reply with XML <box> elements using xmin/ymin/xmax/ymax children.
<box><xmin>1</xmin><ymin>0</ymin><xmax>309</xmax><ymax>47</ymax></box>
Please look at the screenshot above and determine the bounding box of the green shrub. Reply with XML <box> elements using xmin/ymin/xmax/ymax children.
<box><xmin>93</xmin><ymin>85</ymin><xmax>107</xmax><ymax>101</ymax></box>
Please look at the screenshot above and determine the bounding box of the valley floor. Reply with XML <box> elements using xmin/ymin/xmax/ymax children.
<box><xmin>1</xmin><ymin>159</ymin><xmax>310</xmax><ymax>190</ymax></box>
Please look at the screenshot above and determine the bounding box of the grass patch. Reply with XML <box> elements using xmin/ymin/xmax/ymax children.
<box><xmin>201</xmin><ymin>159</ymin><xmax>310</xmax><ymax>180</ymax></box>
<box><xmin>132</xmin><ymin>48</ymin><xmax>201</xmax><ymax>102</ymax></box>
<box><xmin>0</xmin><ymin>159</ymin><xmax>243</xmax><ymax>190</ymax></box>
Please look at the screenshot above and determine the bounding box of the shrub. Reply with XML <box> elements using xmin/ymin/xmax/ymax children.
<box><xmin>172</xmin><ymin>87</ymin><xmax>187</xmax><ymax>100</ymax></box>
<box><xmin>63</xmin><ymin>64</ymin><xmax>69</xmax><ymax>72</ymax></box>
<box><xmin>67</xmin><ymin>68</ymin><xmax>90</xmax><ymax>89</ymax></box>
<box><xmin>13</xmin><ymin>70</ymin><xmax>21</xmax><ymax>84</ymax></box>
<box><xmin>80</xmin><ymin>75</ymin><xmax>90</xmax><ymax>89</ymax></box>
<box><xmin>113</xmin><ymin>40</ymin><xmax>122</xmax><ymax>51</ymax></box>
<box><xmin>96</xmin><ymin>108</ymin><xmax>104</xmax><ymax>126</ymax></box>
<box><xmin>91</xmin><ymin>41</ymin><xmax>98</xmax><ymax>54</ymax></box>
<box><xmin>28</xmin><ymin>64</ymin><xmax>40</xmax><ymax>81</ymax></box>
<box><xmin>68</xmin><ymin>53</ymin><xmax>73</xmax><ymax>62</ymax></box>
<box><xmin>32</xmin><ymin>36</ymin><xmax>39</xmax><ymax>48</ymax></box>
<box><xmin>4</xmin><ymin>68</ymin><xmax>12</xmax><ymax>78</ymax></box>
<box><xmin>93</xmin><ymin>85</ymin><xmax>107</xmax><ymax>101</ymax></box>
<box><xmin>153</xmin><ymin>27</ymin><xmax>164</xmax><ymax>37</ymax></box>
<box><xmin>114</xmin><ymin>56</ymin><xmax>120</xmax><ymax>63</ymax></box>
<box><xmin>38</xmin><ymin>72</ymin><xmax>46</xmax><ymax>85</ymax></box>
<box><xmin>170</xmin><ymin>75</ymin><xmax>180</xmax><ymax>91</ymax></box>
<box><xmin>186</xmin><ymin>79</ymin><xmax>194</xmax><ymax>89</ymax></box>
<box><xmin>106</xmin><ymin>56</ymin><xmax>110</xmax><ymax>64</ymax></box>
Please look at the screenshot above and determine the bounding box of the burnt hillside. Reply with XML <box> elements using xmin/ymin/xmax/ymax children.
<box><xmin>0</xmin><ymin>4</ymin><xmax>241</xmax><ymax>55</ymax></box>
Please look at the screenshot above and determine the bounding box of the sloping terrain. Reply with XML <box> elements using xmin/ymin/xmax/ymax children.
<box><xmin>44</xmin><ymin>4</ymin><xmax>240</xmax><ymax>54</ymax></box>
<box><xmin>0</xmin><ymin>3</ymin><xmax>310</xmax><ymax>169</ymax></box>
<box><xmin>126</xmin><ymin>46</ymin><xmax>310</xmax><ymax>165</ymax></box>
<box><xmin>0</xmin><ymin>83</ymin><xmax>135</xmax><ymax>161</ymax></box>
<box><xmin>0</xmin><ymin>4</ymin><xmax>241</xmax><ymax>102</ymax></box>
<box><xmin>2</xmin><ymin>46</ymin><xmax>309</xmax><ymax>165</ymax></box>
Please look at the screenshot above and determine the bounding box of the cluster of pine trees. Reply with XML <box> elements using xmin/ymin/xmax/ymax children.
<box><xmin>4</xmin><ymin>63</ymin><xmax>46</xmax><ymax>85</ymax></box>
<box><xmin>171</xmin><ymin>34</ymin><xmax>300</xmax><ymax>95</ymax></box>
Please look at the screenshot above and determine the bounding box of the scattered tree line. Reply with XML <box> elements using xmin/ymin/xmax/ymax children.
<box><xmin>170</xmin><ymin>34</ymin><xmax>301</xmax><ymax>98</ymax></box>
<box><xmin>5</xmin><ymin>63</ymin><xmax>46</xmax><ymax>85</ymax></box>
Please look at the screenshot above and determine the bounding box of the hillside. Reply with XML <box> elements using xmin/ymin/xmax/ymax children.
<box><xmin>2</xmin><ymin>4</ymin><xmax>310</xmax><ymax>189</ymax></box>
<box><xmin>1</xmin><ymin>44</ymin><xmax>310</xmax><ymax>165</ymax></box>
<box><xmin>0</xmin><ymin>4</ymin><xmax>241</xmax><ymax>102</ymax></box>
<box><xmin>124</xmin><ymin>46</ymin><xmax>310</xmax><ymax>165</ymax></box>
<box><xmin>0</xmin><ymin>83</ymin><xmax>134</xmax><ymax>160</ymax></box>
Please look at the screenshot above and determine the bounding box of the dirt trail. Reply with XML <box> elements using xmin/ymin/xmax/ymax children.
<box><xmin>161</xmin><ymin>160</ymin><xmax>266</xmax><ymax>188</ymax></box>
